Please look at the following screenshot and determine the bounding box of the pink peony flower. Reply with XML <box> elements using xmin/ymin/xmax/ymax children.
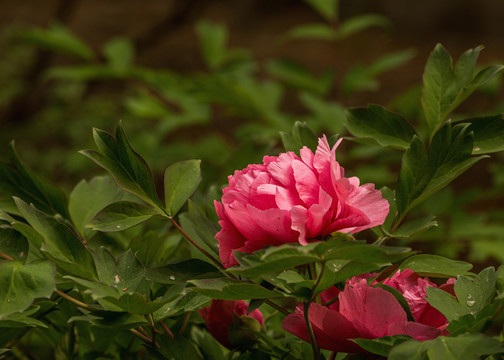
<box><xmin>282</xmin><ymin>271</ymin><xmax>455</xmax><ymax>353</ymax></box>
<box><xmin>382</xmin><ymin>269</ymin><xmax>455</xmax><ymax>331</ymax></box>
<box><xmin>199</xmin><ymin>300</ymin><xmax>264</xmax><ymax>349</ymax></box>
<box><xmin>215</xmin><ymin>136</ymin><xmax>389</xmax><ymax>267</ymax></box>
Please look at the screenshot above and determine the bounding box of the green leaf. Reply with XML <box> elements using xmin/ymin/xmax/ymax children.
<box><xmin>396</xmin><ymin>123</ymin><xmax>488</xmax><ymax>216</ymax></box>
<box><xmin>267</xmin><ymin>59</ymin><xmax>333</xmax><ymax>95</ymax></box>
<box><xmin>453</xmin><ymin>267</ymin><xmax>496</xmax><ymax>315</ymax></box>
<box><xmin>458</xmin><ymin>114</ymin><xmax>504</xmax><ymax>154</ymax></box>
<box><xmin>69</xmin><ymin>175</ymin><xmax>134</xmax><ymax>236</ymax></box>
<box><xmin>186</xmin><ymin>200</ymin><xmax>219</xmax><ymax>255</ymax></box>
<box><xmin>86</xmin><ymin>201</ymin><xmax>159</xmax><ymax>232</ymax></box>
<box><xmin>421</xmin><ymin>44</ymin><xmax>504</xmax><ymax>134</ymax></box>
<box><xmin>15</xmin><ymin>198</ymin><xmax>97</xmax><ymax>280</ymax></box>
<box><xmin>0</xmin><ymin>260</ymin><xmax>55</xmax><ymax>317</ymax></box>
<box><xmin>150</xmin><ymin>334</ymin><xmax>202</xmax><ymax>360</ymax></box>
<box><xmin>280</xmin><ymin>121</ymin><xmax>319</xmax><ymax>154</ymax></box>
<box><xmin>189</xmin><ymin>278</ymin><xmax>282</xmax><ymax>300</ymax></box>
<box><xmin>342</xmin><ymin>50</ymin><xmax>414</xmax><ymax>96</ymax></box>
<box><xmin>346</xmin><ymin>105</ymin><xmax>417</xmax><ymax>150</ymax></box>
<box><xmin>80</xmin><ymin>123</ymin><xmax>162</xmax><ymax>209</ymax></box>
<box><xmin>164</xmin><ymin>160</ymin><xmax>202</xmax><ymax>216</ymax></box>
<box><xmin>353</xmin><ymin>335</ymin><xmax>411</xmax><ymax>357</ymax></box>
<box><xmin>196</xmin><ymin>20</ymin><xmax>228</xmax><ymax>70</ymax></box>
<box><xmin>283</xmin><ymin>23</ymin><xmax>336</xmax><ymax>41</ymax></box>
<box><xmin>0</xmin><ymin>310</ymin><xmax>47</xmax><ymax>328</ymax></box>
<box><xmin>0</xmin><ymin>142</ymin><xmax>69</xmax><ymax>218</ymax></box>
<box><xmin>390</xmin><ymin>215</ymin><xmax>437</xmax><ymax>239</ymax></box>
<box><xmin>399</xmin><ymin>254</ymin><xmax>472</xmax><ymax>277</ymax></box>
<box><xmin>389</xmin><ymin>334</ymin><xmax>504</xmax><ymax>360</ymax></box>
<box><xmin>146</xmin><ymin>259</ymin><xmax>219</xmax><ymax>285</ymax></box>
<box><xmin>303</xmin><ymin>0</ymin><xmax>338</xmax><ymax>21</ymax></box>
<box><xmin>70</xmin><ymin>310</ymin><xmax>148</xmax><ymax>329</ymax></box>
<box><xmin>0</xmin><ymin>225</ymin><xmax>28</xmax><ymax>262</ymax></box>
<box><xmin>21</xmin><ymin>22</ymin><xmax>94</xmax><ymax>61</ymax></box>
<box><xmin>94</xmin><ymin>248</ymin><xmax>145</xmax><ymax>291</ymax></box>
<box><xmin>338</xmin><ymin>14</ymin><xmax>390</xmax><ymax>39</ymax></box>
<box><xmin>102</xmin><ymin>37</ymin><xmax>134</xmax><ymax>73</ymax></box>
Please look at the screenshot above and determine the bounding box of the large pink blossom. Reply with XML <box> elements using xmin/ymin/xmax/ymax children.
<box><xmin>199</xmin><ymin>300</ymin><xmax>263</xmax><ymax>349</ymax></box>
<box><xmin>215</xmin><ymin>136</ymin><xmax>389</xmax><ymax>267</ymax></box>
<box><xmin>282</xmin><ymin>271</ymin><xmax>455</xmax><ymax>353</ymax></box>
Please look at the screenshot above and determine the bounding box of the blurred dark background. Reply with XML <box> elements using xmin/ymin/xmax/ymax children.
<box><xmin>1</xmin><ymin>0</ymin><xmax>504</xmax><ymax>267</ymax></box>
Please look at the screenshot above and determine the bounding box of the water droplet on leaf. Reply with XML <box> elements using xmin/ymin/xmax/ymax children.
<box><xmin>169</xmin><ymin>275</ymin><xmax>176</xmax><ymax>280</ymax></box>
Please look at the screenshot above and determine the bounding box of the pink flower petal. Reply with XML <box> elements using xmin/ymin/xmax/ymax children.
<box><xmin>339</xmin><ymin>279</ymin><xmax>407</xmax><ymax>338</ymax></box>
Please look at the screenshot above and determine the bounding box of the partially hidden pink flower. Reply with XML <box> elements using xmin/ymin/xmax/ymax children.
<box><xmin>382</xmin><ymin>269</ymin><xmax>455</xmax><ymax>331</ymax></box>
<box><xmin>282</xmin><ymin>271</ymin><xmax>455</xmax><ymax>353</ymax></box>
<box><xmin>199</xmin><ymin>300</ymin><xmax>264</xmax><ymax>349</ymax></box>
<box><xmin>215</xmin><ymin>136</ymin><xmax>389</xmax><ymax>267</ymax></box>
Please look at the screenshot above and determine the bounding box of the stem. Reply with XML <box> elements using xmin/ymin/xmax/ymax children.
<box><xmin>303</xmin><ymin>301</ymin><xmax>321</xmax><ymax>360</ymax></box>
<box><xmin>329</xmin><ymin>351</ymin><xmax>337</xmax><ymax>360</ymax></box>
<box><xmin>0</xmin><ymin>252</ymin><xmax>14</xmax><ymax>261</ymax></box>
<box><xmin>179</xmin><ymin>311</ymin><xmax>191</xmax><ymax>334</ymax></box>
<box><xmin>160</xmin><ymin>320</ymin><xmax>174</xmax><ymax>340</ymax></box>
<box><xmin>129</xmin><ymin>328</ymin><xmax>159</xmax><ymax>348</ymax></box>
<box><xmin>265</xmin><ymin>299</ymin><xmax>290</xmax><ymax>315</ymax></box>
<box><xmin>310</xmin><ymin>262</ymin><xmax>325</xmax><ymax>303</ymax></box>
<box><xmin>138</xmin><ymin>326</ymin><xmax>150</xmax><ymax>338</ymax></box>
<box><xmin>390</xmin><ymin>213</ymin><xmax>406</xmax><ymax>234</ymax></box>
<box><xmin>168</xmin><ymin>216</ymin><xmax>225</xmax><ymax>270</ymax></box>
<box><xmin>148</xmin><ymin>314</ymin><xmax>157</xmax><ymax>345</ymax></box>
<box><xmin>55</xmin><ymin>289</ymin><xmax>96</xmax><ymax>311</ymax></box>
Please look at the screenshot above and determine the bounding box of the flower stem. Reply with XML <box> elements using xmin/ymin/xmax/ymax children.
<box><xmin>303</xmin><ymin>301</ymin><xmax>321</xmax><ymax>360</ymax></box>
<box><xmin>160</xmin><ymin>320</ymin><xmax>174</xmax><ymax>340</ymax></box>
<box><xmin>168</xmin><ymin>216</ymin><xmax>225</xmax><ymax>270</ymax></box>
<box><xmin>129</xmin><ymin>328</ymin><xmax>160</xmax><ymax>348</ymax></box>
<box><xmin>265</xmin><ymin>299</ymin><xmax>290</xmax><ymax>315</ymax></box>
<box><xmin>179</xmin><ymin>311</ymin><xmax>191</xmax><ymax>334</ymax></box>
<box><xmin>55</xmin><ymin>289</ymin><xmax>96</xmax><ymax>311</ymax></box>
<box><xmin>0</xmin><ymin>252</ymin><xmax>14</xmax><ymax>261</ymax></box>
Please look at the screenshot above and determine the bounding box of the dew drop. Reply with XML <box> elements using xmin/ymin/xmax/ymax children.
<box><xmin>169</xmin><ymin>275</ymin><xmax>176</xmax><ymax>281</ymax></box>
<box><xmin>116</xmin><ymin>225</ymin><xmax>121</xmax><ymax>228</ymax></box>
<box><xmin>466</xmin><ymin>295</ymin><xmax>476</xmax><ymax>307</ymax></box>
<box><xmin>114</xmin><ymin>275</ymin><xmax>120</xmax><ymax>284</ymax></box>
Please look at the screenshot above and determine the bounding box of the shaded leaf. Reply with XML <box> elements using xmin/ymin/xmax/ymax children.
<box><xmin>0</xmin><ymin>260</ymin><xmax>55</xmax><ymax>317</ymax></box>
<box><xmin>421</xmin><ymin>44</ymin><xmax>504</xmax><ymax>134</ymax></box>
<box><xmin>164</xmin><ymin>160</ymin><xmax>202</xmax><ymax>216</ymax></box>
<box><xmin>396</xmin><ymin>123</ymin><xmax>488</xmax><ymax>216</ymax></box>
<box><xmin>389</xmin><ymin>333</ymin><xmax>504</xmax><ymax>360</ymax></box>
<box><xmin>458</xmin><ymin>114</ymin><xmax>504</xmax><ymax>154</ymax></box>
<box><xmin>283</xmin><ymin>23</ymin><xmax>336</xmax><ymax>41</ymax></box>
<box><xmin>0</xmin><ymin>225</ymin><xmax>28</xmax><ymax>262</ymax></box>
<box><xmin>80</xmin><ymin>123</ymin><xmax>162</xmax><ymax>209</ymax></box>
<box><xmin>346</xmin><ymin>105</ymin><xmax>417</xmax><ymax>150</ymax></box>
<box><xmin>103</xmin><ymin>37</ymin><xmax>134</xmax><ymax>73</ymax></box>
<box><xmin>390</xmin><ymin>215</ymin><xmax>437</xmax><ymax>239</ymax></box>
<box><xmin>94</xmin><ymin>248</ymin><xmax>145</xmax><ymax>292</ymax></box>
<box><xmin>0</xmin><ymin>142</ymin><xmax>69</xmax><ymax>218</ymax></box>
<box><xmin>15</xmin><ymin>198</ymin><xmax>97</xmax><ymax>280</ymax></box>
<box><xmin>189</xmin><ymin>278</ymin><xmax>282</xmax><ymax>300</ymax></box>
<box><xmin>146</xmin><ymin>259</ymin><xmax>219</xmax><ymax>285</ymax></box>
<box><xmin>86</xmin><ymin>201</ymin><xmax>159</xmax><ymax>232</ymax></box>
<box><xmin>21</xmin><ymin>22</ymin><xmax>94</xmax><ymax>60</ymax></box>
<box><xmin>400</xmin><ymin>254</ymin><xmax>472</xmax><ymax>277</ymax></box>
<box><xmin>69</xmin><ymin>175</ymin><xmax>133</xmax><ymax>236</ymax></box>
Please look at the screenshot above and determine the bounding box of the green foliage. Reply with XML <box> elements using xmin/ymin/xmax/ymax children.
<box><xmin>0</xmin><ymin>9</ymin><xmax>504</xmax><ymax>359</ymax></box>
<box><xmin>421</xmin><ymin>44</ymin><xmax>504</xmax><ymax>135</ymax></box>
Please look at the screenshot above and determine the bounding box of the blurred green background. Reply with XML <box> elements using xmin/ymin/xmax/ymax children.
<box><xmin>1</xmin><ymin>0</ymin><xmax>504</xmax><ymax>265</ymax></box>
